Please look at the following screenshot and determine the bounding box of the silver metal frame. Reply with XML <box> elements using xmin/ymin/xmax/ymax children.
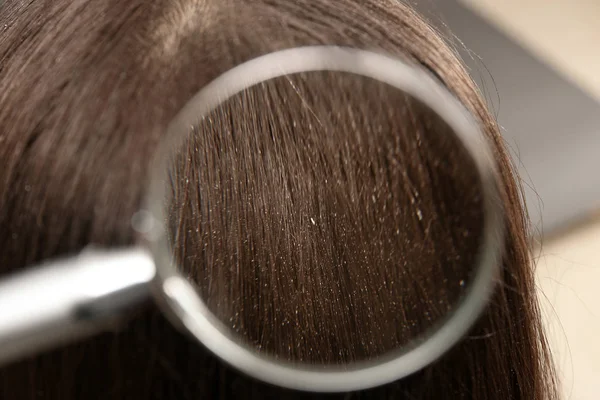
<box><xmin>0</xmin><ymin>46</ymin><xmax>504</xmax><ymax>393</ymax></box>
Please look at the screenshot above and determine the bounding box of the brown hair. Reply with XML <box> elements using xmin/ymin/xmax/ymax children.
<box><xmin>0</xmin><ymin>0</ymin><xmax>557</xmax><ymax>399</ymax></box>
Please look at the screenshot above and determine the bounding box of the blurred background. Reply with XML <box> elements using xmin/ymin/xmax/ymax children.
<box><xmin>412</xmin><ymin>1</ymin><xmax>600</xmax><ymax>398</ymax></box>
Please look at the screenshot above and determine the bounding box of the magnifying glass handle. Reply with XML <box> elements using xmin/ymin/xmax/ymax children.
<box><xmin>0</xmin><ymin>247</ymin><xmax>156</xmax><ymax>366</ymax></box>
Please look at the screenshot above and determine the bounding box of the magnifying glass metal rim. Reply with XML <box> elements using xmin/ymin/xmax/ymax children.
<box><xmin>143</xmin><ymin>46</ymin><xmax>505</xmax><ymax>393</ymax></box>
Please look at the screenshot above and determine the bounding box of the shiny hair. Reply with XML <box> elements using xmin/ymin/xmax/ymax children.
<box><xmin>0</xmin><ymin>0</ymin><xmax>557</xmax><ymax>398</ymax></box>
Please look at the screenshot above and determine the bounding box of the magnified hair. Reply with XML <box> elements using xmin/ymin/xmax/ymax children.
<box><xmin>168</xmin><ymin>72</ymin><xmax>485</xmax><ymax>364</ymax></box>
<box><xmin>0</xmin><ymin>0</ymin><xmax>557</xmax><ymax>399</ymax></box>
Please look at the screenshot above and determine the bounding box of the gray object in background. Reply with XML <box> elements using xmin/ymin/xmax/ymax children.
<box><xmin>414</xmin><ymin>1</ymin><xmax>600</xmax><ymax>235</ymax></box>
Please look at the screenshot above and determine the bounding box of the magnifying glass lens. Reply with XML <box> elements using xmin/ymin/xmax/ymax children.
<box><xmin>162</xmin><ymin>71</ymin><xmax>484</xmax><ymax>365</ymax></box>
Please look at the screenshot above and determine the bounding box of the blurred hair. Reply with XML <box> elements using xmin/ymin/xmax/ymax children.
<box><xmin>0</xmin><ymin>0</ymin><xmax>557</xmax><ymax>399</ymax></box>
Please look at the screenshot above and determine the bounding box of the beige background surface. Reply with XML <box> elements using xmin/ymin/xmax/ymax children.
<box><xmin>463</xmin><ymin>0</ymin><xmax>600</xmax><ymax>102</ymax></box>
<box><xmin>461</xmin><ymin>1</ymin><xmax>600</xmax><ymax>398</ymax></box>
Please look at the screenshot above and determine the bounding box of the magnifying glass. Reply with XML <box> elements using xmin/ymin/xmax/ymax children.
<box><xmin>0</xmin><ymin>46</ymin><xmax>503</xmax><ymax>392</ymax></box>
